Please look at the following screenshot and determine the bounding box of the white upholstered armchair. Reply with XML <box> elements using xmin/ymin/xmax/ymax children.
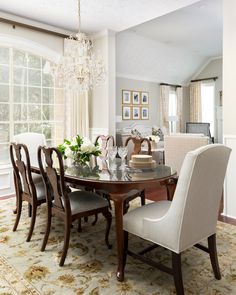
<box><xmin>122</xmin><ymin>144</ymin><xmax>231</xmax><ymax>295</ymax></box>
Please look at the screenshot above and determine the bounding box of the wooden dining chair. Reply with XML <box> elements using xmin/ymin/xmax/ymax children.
<box><xmin>91</xmin><ymin>135</ymin><xmax>115</xmax><ymax>224</ymax></box>
<box><xmin>10</xmin><ymin>143</ymin><xmax>46</xmax><ymax>242</ymax></box>
<box><xmin>123</xmin><ymin>136</ymin><xmax>152</xmax><ymax>212</ymax></box>
<box><xmin>95</xmin><ymin>135</ymin><xmax>115</xmax><ymax>159</ymax></box>
<box><xmin>38</xmin><ymin>146</ymin><xmax>112</xmax><ymax>266</ymax></box>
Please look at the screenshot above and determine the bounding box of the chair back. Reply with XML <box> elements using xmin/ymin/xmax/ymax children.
<box><xmin>10</xmin><ymin>143</ymin><xmax>37</xmax><ymax>200</ymax></box>
<box><xmin>125</xmin><ymin>136</ymin><xmax>151</xmax><ymax>161</ymax></box>
<box><xmin>13</xmin><ymin>132</ymin><xmax>46</xmax><ymax>166</ymax></box>
<box><xmin>164</xmin><ymin>135</ymin><xmax>209</xmax><ymax>175</ymax></box>
<box><xmin>95</xmin><ymin>135</ymin><xmax>115</xmax><ymax>158</ymax></box>
<box><xmin>167</xmin><ymin>144</ymin><xmax>231</xmax><ymax>252</ymax></box>
<box><xmin>38</xmin><ymin>146</ymin><xmax>69</xmax><ymax>213</ymax></box>
<box><xmin>186</xmin><ymin>122</ymin><xmax>214</xmax><ymax>143</ymax></box>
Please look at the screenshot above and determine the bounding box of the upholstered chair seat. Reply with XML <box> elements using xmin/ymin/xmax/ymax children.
<box><xmin>63</xmin><ymin>191</ymin><xmax>109</xmax><ymax>215</ymax></box>
<box><xmin>123</xmin><ymin>200</ymin><xmax>170</xmax><ymax>238</ymax></box>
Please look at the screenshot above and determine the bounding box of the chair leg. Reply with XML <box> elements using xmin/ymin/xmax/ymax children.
<box><xmin>140</xmin><ymin>189</ymin><xmax>146</xmax><ymax>206</ymax></box>
<box><xmin>26</xmin><ymin>204</ymin><xmax>37</xmax><ymax>242</ymax></box>
<box><xmin>13</xmin><ymin>196</ymin><xmax>22</xmax><ymax>232</ymax></box>
<box><xmin>59</xmin><ymin>218</ymin><xmax>71</xmax><ymax>266</ymax></box>
<box><xmin>41</xmin><ymin>207</ymin><xmax>52</xmax><ymax>251</ymax></box>
<box><xmin>208</xmin><ymin>234</ymin><xmax>221</xmax><ymax>280</ymax></box>
<box><xmin>92</xmin><ymin>214</ymin><xmax>98</xmax><ymax>226</ymax></box>
<box><xmin>123</xmin><ymin>230</ymin><xmax>128</xmax><ymax>266</ymax></box>
<box><xmin>84</xmin><ymin>216</ymin><xmax>88</xmax><ymax>222</ymax></box>
<box><xmin>28</xmin><ymin>204</ymin><xmax>32</xmax><ymax>217</ymax></box>
<box><xmin>172</xmin><ymin>252</ymin><xmax>185</xmax><ymax>295</ymax></box>
<box><xmin>102</xmin><ymin>210</ymin><xmax>112</xmax><ymax>249</ymax></box>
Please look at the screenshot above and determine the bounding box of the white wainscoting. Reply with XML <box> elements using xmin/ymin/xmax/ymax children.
<box><xmin>0</xmin><ymin>164</ymin><xmax>14</xmax><ymax>197</ymax></box>
<box><xmin>89</xmin><ymin>128</ymin><xmax>109</xmax><ymax>142</ymax></box>
<box><xmin>223</xmin><ymin>135</ymin><xmax>236</xmax><ymax>219</ymax></box>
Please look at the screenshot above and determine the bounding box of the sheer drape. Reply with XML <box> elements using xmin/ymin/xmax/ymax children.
<box><xmin>190</xmin><ymin>82</ymin><xmax>202</xmax><ymax>122</ymax></box>
<box><xmin>160</xmin><ymin>85</ymin><xmax>170</xmax><ymax>131</ymax></box>
<box><xmin>64</xmin><ymin>39</ymin><xmax>89</xmax><ymax>138</ymax></box>
<box><xmin>176</xmin><ymin>87</ymin><xmax>183</xmax><ymax>132</ymax></box>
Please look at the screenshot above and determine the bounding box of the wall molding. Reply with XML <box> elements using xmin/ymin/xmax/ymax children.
<box><xmin>223</xmin><ymin>135</ymin><xmax>236</xmax><ymax>219</ymax></box>
<box><xmin>0</xmin><ymin>33</ymin><xmax>60</xmax><ymax>62</ymax></box>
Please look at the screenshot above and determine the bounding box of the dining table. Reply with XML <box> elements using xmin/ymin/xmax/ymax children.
<box><xmin>32</xmin><ymin>157</ymin><xmax>176</xmax><ymax>281</ymax></box>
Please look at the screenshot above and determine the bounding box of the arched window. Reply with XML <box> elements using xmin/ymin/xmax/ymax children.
<box><xmin>0</xmin><ymin>46</ymin><xmax>65</xmax><ymax>164</ymax></box>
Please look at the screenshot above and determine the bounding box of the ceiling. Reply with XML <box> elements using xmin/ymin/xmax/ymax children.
<box><xmin>129</xmin><ymin>0</ymin><xmax>223</xmax><ymax>57</ymax></box>
<box><xmin>0</xmin><ymin>0</ymin><xmax>201</xmax><ymax>33</ymax></box>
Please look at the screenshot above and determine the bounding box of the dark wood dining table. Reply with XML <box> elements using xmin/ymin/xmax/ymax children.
<box><xmin>32</xmin><ymin>158</ymin><xmax>176</xmax><ymax>281</ymax></box>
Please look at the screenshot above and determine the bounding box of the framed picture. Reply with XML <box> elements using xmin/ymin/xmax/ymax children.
<box><xmin>141</xmin><ymin>92</ymin><xmax>149</xmax><ymax>104</ymax></box>
<box><xmin>132</xmin><ymin>106</ymin><xmax>140</xmax><ymax>120</ymax></box>
<box><xmin>132</xmin><ymin>91</ymin><xmax>140</xmax><ymax>104</ymax></box>
<box><xmin>122</xmin><ymin>106</ymin><xmax>131</xmax><ymax>120</ymax></box>
<box><xmin>122</xmin><ymin>90</ymin><xmax>131</xmax><ymax>104</ymax></box>
<box><xmin>141</xmin><ymin>107</ymin><xmax>149</xmax><ymax>120</ymax></box>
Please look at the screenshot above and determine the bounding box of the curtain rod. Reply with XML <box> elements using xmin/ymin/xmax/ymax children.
<box><xmin>191</xmin><ymin>76</ymin><xmax>218</xmax><ymax>83</ymax></box>
<box><xmin>0</xmin><ymin>17</ymin><xmax>69</xmax><ymax>38</ymax></box>
<box><xmin>160</xmin><ymin>83</ymin><xmax>182</xmax><ymax>88</ymax></box>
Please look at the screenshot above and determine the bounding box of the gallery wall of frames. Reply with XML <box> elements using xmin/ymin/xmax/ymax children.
<box><xmin>122</xmin><ymin>90</ymin><xmax>149</xmax><ymax>120</ymax></box>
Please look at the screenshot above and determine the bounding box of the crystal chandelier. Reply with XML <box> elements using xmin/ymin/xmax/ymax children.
<box><xmin>51</xmin><ymin>0</ymin><xmax>105</xmax><ymax>91</ymax></box>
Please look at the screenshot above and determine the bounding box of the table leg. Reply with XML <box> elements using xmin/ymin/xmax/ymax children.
<box><xmin>109</xmin><ymin>193</ymin><xmax>126</xmax><ymax>282</ymax></box>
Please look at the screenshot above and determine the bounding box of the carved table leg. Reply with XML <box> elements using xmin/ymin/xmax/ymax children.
<box><xmin>109</xmin><ymin>193</ymin><xmax>126</xmax><ymax>282</ymax></box>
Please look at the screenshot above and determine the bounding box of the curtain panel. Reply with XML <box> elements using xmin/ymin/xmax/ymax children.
<box><xmin>160</xmin><ymin>85</ymin><xmax>170</xmax><ymax>131</ymax></box>
<box><xmin>64</xmin><ymin>39</ymin><xmax>89</xmax><ymax>138</ymax></box>
<box><xmin>190</xmin><ymin>81</ymin><xmax>202</xmax><ymax>122</ymax></box>
<box><xmin>176</xmin><ymin>87</ymin><xmax>183</xmax><ymax>132</ymax></box>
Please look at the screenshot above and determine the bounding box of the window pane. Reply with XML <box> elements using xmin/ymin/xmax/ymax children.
<box><xmin>0</xmin><ymin>65</ymin><xmax>9</xmax><ymax>83</ymax></box>
<box><xmin>14</xmin><ymin>123</ymin><xmax>28</xmax><ymax>135</ymax></box>
<box><xmin>0</xmin><ymin>85</ymin><xmax>9</xmax><ymax>102</ymax></box>
<box><xmin>13</xmin><ymin>104</ymin><xmax>27</xmax><ymax>121</ymax></box>
<box><xmin>42</xmin><ymin>105</ymin><xmax>54</xmax><ymax>121</ymax></box>
<box><xmin>28</xmin><ymin>104</ymin><xmax>41</xmax><ymax>121</ymax></box>
<box><xmin>28</xmin><ymin>69</ymin><xmax>41</xmax><ymax>86</ymax></box>
<box><xmin>13</xmin><ymin>49</ymin><xmax>27</xmax><ymax>67</ymax></box>
<box><xmin>42</xmin><ymin>73</ymin><xmax>53</xmax><ymax>87</ymax></box>
<box><xmin>13</xmin><ymin>67</ymin><xmax>27</xmax><ymax>85</ymax></box>
<box><xmin>13</xmin><ymin>86</ymin><xmax>27</xmax><ymax>103</ymax></box>
<box><xmin>0</xmin><ymin>144</ymin><xmax>9</xmax><ymax>164</ymax></box>
<box><xmin>0</xmin><ymin>104</ymin><xmax>9</xmax><ymax>121</ymax></box>
<box><xmin>43</xmin><ymin>88</ymin><xmax>54</xmax><ymax>103</ymax></box>
<box><xmin>55</xmin><ymin>89</ymin><xmax>64</xmax><ymax>104</ymax></box>
<box><xmin>29</xmin><ymin>123</ymin><xmax>42</xmax><ymax>133</ymax></box>
<box><xmin>28</xmin><ymin>54</ymin><xmax>41</xmax><ymax>69</ymax></box>
<box><xmin>43</xmin><ymin>123</ymin><xmax>53</xmax><ymax>139</ymax></box>
<box><xmin>28</xmin><ymin>87</ymin><xmax>41</xmax><ymax>103</ymax></box>
<box><xmin>0</xmin><ymin>124</ymin><xmax>9</xmax><ymax>142</ymax></box>
<box><xmin>0</xmin><ymin>47</ymin><xmax>9</xmax><ymax>65</ymax></box>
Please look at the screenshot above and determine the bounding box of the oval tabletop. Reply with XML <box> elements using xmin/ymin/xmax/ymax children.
<box><xmin>65</xmin><ymin>158</ymin><xmax>176</xmax><ymax>186</ymax></box>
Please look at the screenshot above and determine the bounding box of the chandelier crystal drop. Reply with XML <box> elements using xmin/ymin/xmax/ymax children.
<box><xmin>51</xmin><ymin>0</ymin><xmax>105</xmax><ymax>91</ymax></box>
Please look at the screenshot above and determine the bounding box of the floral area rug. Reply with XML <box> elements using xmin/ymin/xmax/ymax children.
<box><xmin>0</xmin><ymin>197</ymin><xmax>236</xmax><ymax>295</ymax></box>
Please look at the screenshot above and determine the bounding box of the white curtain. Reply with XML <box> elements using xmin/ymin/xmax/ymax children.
<box><xmin>176</xmin><ymin>87</ymin><xmax>183</xmax><ymax>132</ymax></box>
<box><xmin>160</xmin><ymin>85</ymin><xmax>170</xmax><ymax>131</ymax></box>
<box><xmin>64</xmin><ymin>39</ymin><xmax>89</xmax><ymax>138</ymax></box>
<box><xmin>190</xmin><ymin>82</ymin><xmax>202</xmax><ymax>122</ymax></box>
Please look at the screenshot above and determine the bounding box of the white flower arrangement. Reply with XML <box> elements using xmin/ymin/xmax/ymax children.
<box><xmin>58</xmin><ymin>135</ymin><xmax>101</xmax><ymax>164</ymax></box>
